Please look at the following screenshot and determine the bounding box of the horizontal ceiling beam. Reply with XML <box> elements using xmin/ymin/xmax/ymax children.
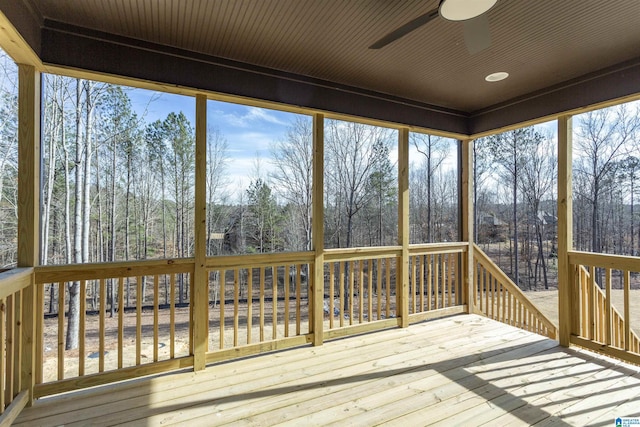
<box><xmin>470</xmin><ymin>57</ymin><xmax>640</xmax><ymax>136</ymax></box>
<box><xmin>41</xmin><ymin>22</ymin><xmax>470</xmax><ymax>136</ymax></box>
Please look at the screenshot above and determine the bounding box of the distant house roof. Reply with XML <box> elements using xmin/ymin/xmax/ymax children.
<box><xmin>479</xmin><ymin>214</ymin><xmax>506</xmax><ymax>227</ymax></box>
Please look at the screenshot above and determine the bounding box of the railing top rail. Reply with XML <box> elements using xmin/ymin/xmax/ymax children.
<box><xmin>408</xmin><ymin>242</ymin><xmax>468</xmax><ymax>255</ymax></box>
<box><xmin>0</xmin><ymin>267</ymin><xmax>34</xmax><ymax>299</ymax></box>
<box><xmin>569</xmin><ymin>250</ymin><xmax>640</xmax><ymax>272</ymax></box>
<box><xmin>473</xmin><ymin>244</ymin><xmax>558</xmax><ymax>335</ymax></box>
<box><xmin>324</xmin><ymin>246</ymin><xmax>402</xmax><ymax>262</ymax></box>
<box><xmin>35</xmin><ymin>258</ymin><xmax>194</xmax><ymax>283</ymax></box>
<box><xmin>205</xmin><ymin>251</ymin><xmax>314</xmax><ymax>270</ymax></box>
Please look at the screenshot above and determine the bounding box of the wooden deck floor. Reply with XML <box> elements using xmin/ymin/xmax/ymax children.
<box><xmin>15</xmin><ymin>314</ymin><xmax>640</xmax><ymax>426</ymax></box>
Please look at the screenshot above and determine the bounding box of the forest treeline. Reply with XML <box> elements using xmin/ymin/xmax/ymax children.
<box><xmin>0</xmin><ymin>52</ymin><xmax>639</xmax><ymax>293</ymax></box>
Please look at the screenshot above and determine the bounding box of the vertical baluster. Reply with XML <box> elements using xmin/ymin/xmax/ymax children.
<box><xmin>434</xmin><ymin>254</ymin><xmax>440</xmax><ymax>310</ymax></box>
<box><xmin>247</xmin><ymin>268</ymin><xmax>253</xmax><ymax>344</ymax></box>
<box><xmin>136</xmin><ymin>276</ymin><xmax>142</xmax><ymax>365</ymax></box>
<box><xmin>605</xmin><ymin>268</ymin><xmax>612</xmax><ymax>346</ymax></box>
<box><xmin>491</xmin><ymin>276</ymin><xmax>496</xmax><ymax>319</ymax></box>
<box><xmin>5</xmin><ymin>295</ymin><xmax>14</xmax><ymax>405</ymax></box>
<box><xmin>118</xmin><ymin>277</ymin><xmax>124</xmax><ymax>369</ymax></box>
<box><xmin>284</xmin><ymin>265</ymin><xmax>290</xmax><ymax>337</ymax></box>
<box><xmin>411</xmin><ymin>256</ymin><xmax>416</xmax><ymax>314</ymax></box>
<box><xmin>447</xmin><ymin>254</ymin><xmax>453</xmax><ymax>307</ymax></box>
<box><xmin>486</xmin><ymin>278</ymin><xmax>491</xmax><ymax>319</ymax></box>
<box><xmin>308</xmin><ymin>262</ymin><xmax>314</xmax><ymax>334</ymax></box>
<box><xmin>234</xmin><ymin>269</ymin><xmax>239</xmax><ymax>347</ymax></box>
<box><xmin>419</xmin><ymin>256</ymin><xmax>425</xmax><ymax>312</ymax></box>
<box><xmin>376</xmin><ymin>259</ymin><xmax>382</xmax><ymax>320</ymax></box>
<box><xmin>99</xmin><ymin>278</ymin><xmax>106</xmax><ymax>372</ymax></box>
<box><xmin>517</xmin><ymin>300</ymin><xmax>521</xmax><ymax>328</ymax></box>
<box><xmin>500</xmin><ymin>286</ymin><xmax>507</xmax><ymax>323</ymax></box>
<box><xmin>339</xmin><ymin>261</ymin><xmax>345</xmax><ymax>327</ymax></box>
<box><xmin>385</xmin><ymin>258</ymin><xmax>391</xmax><ymax>318</ymax></box>
<box><xmin>170</xmin><ymin>274</ymin><xmax>176</xmax><ymax>359</ymax></box>
<box><xmin>36</xmin><ymin>283</ymin><xmax>44</xmax><ymax>384</ymax></box>
<box><xmin>580</xmin><ymin>267</ymin><xmax>587</xmax><ymax>336</ymax></box>
<box><xmin>368</xmin><ymin>260</ymin><xmax>373</xmax><ymax>321</ymax></box>
<box><xmin>358</xmin><ymin>261</ymin><xmax>364</xmax><ymax>323</ymax></box>
<box><xmin>484</xmin><ymin>271</ymin><xmax>493</xmax><ymax>317</ymax></box>
<box><xmin>584</xmin><ymin>267</ymin><xmax>590</xmax><ymax>337</ymax></box>
<box><xmin>259</xmin><ymin>267</ymin><xmax>265</xmax><ymax>342</ymax></box>
<box><xmin>154</xmin><ymin>275</ymin><xmax>159</xmax><ymax>362</ymax></box>
<box><xmin>597</xmin><ymin>289</ymin><xmax>603</xmax><ymax>342</ymax></box>
<box><xmin>588</xmin><ymin>266</ymin><xmax>596</xmax><ymax>340</ymax></box>
<box><xmin>57</xmin><ymin>283</ymin><xmax>64</xmax><ymax>380</ymax></box>
<box><xmin>440</xmin><ymin>254</ymin><xmax>446</xmax><ymax>308</ymax></box>
<box><xmin>220</xmin><ymin>269</ymin><xmax>226</xmax><ymax>349</ymax></box>
<box><xmin>329</xmin><ymin>262</ymin><xmax>335</xmax><ymax>329</ymax></box>
<box><xmin>624</xmin><ymin>270</ymin><xmax>630</xmax><ymax>351</ymax></box>
<box><xmin>472</xmin><ymin>260</ymin><xmax>478</xmax><ymax>309</ymax></box>
<box><xmin>427</xmin><ymin>255</ymin><xmax>433</xmax><ymax>311</ymax></box>
<box><xmin>13</xmin><ymin>291</ymin><xmax>22</xmax><ymax>395</ymax></box>
<box><xmin>349</xmin><ymin>261</ymin><xmax>354</xmax><ymax>325</ymax></box>
<box><xmin>495</xmin><ymin>281</ymin><xmax>500</xmax><ymax>322</ymax></box>
<box><xmin>80</xmin><ymin>280</ymin><xmax>87</xmax><ymax>375</ymax></box>
<box><xmin>295</xmin><ymin>265</ymin><xmax>301</xmax><ymax>336</ymax></box>
<box><xmin>477</xmin><ymin>265</ymin><xmax>483</xmax><ymax>313</ymax></box>
<box><xmin>614</xmin><ymin>315</ymin><xmax>620</xmax><ymax>348</ymax></box>
<box><xmin>272</xmin><ymin>266</ymin><xmax>278</xmax><ymax>340</ymax></box>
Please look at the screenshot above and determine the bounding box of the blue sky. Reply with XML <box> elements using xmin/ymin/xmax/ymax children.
<box><xmin>127</xmin><ymin>87</ymin><xmax>302</xmax><ymax>201</ymax></box>
<box><xmin>125</xmin><ymin>85</ymin><xmax>562</xmax><ymax>204</ymax></box>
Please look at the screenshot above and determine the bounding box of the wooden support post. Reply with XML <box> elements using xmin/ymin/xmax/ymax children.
<box><xmin>558</xmin><ymin>115</ymin><xmax>573</xmax><ymax>347</ymax></box>
<box><xmin>312</xmin><ymin>113</ymin><xmax>324</xmax><ymax>346</ymax></box>
<box><xmin>398</xmin><ymin>128</ymin><xmax>410</xmax><ymax>328</ymax></box>
<box><xmin>460</xmin><ymin>139</ymin><xmax>474</xmax><ymax>312</ymax></box>
<box><xmin>193</xmin><ymin>94</ymin><xmax>208</xmax><ymax>370</ymax></box>
<box><xmin>17</xmin><ymin>64</ymin><xmax>40</xmax><ymax>405</ymax></box>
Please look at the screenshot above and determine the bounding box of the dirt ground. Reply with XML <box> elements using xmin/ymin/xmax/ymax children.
<box><xmin>43</xmin><ymin>288</ymin><xmax>640</xmax><ymax>383</ymax></box>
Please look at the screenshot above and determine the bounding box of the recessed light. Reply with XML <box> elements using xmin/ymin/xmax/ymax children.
<box><xmin>485</xmin><ymin>72</ymin><xmax>509</xmax><ymax>82</ymax></box>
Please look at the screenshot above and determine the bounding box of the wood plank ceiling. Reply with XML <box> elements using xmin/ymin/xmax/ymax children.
<box><xmin>9</xmin><ymin>0</ymin><xmax>640</xmax><ymax>133</ymax></box>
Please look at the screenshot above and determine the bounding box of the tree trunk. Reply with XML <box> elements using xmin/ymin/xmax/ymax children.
<box><xmin>66</xmin><ymin>79</ymin><xmax>83</xmax><ymax>350</ymax></box>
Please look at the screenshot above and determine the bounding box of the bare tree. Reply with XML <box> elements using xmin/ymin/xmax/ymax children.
<box><xmin>411</xmin><ymin>133</ymin><xmax>449</xmax><ymax>243</ymax></box>
<box><xmin>270</xmin><ymin>117</ymin><xmax>313</xmax><ymax>251</ymax></box>
<box><xmin>574</xmin><ymin>104</ymin><xmax>640</xmax><ymax>255</ymax></box>
<box><xmin>324</xmin><ymin>120</ymin><xmax>393</xmax><ymax>308</ymax></box>
<box><xmin>487</xmin><ymin>127</ymin><xmax>540</xmax><ymax>288</ymax></box>
<box><xmin>67</xmin><ymin>79</ymin><xmax>107</xmax><ymax>349</ymax></box>
<box><xmin>324</xmin><ymin>120</ymin><xmax>393</xmax><ymax>248</ymax></box>
<box><xmin>519</xmin><ymin>132</ymin><xmax>556</xmax><ymax>289</ymax></box>
<box><xmin>206</xmin><ymin>126</ymin><xmax>230</xmax><ymax>256</ymax></box>
<box><xmin>0</xmin><ymin>52</ymin><xmax>18</xmax><ymax>267</ymax></box>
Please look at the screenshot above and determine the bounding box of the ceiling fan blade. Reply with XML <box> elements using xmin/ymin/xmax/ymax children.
<box><xmin>463</xmin><ymin>14</ymin><xmax>491</xmax><ymax>54</ymax></box>
<box><xmin>369</xmin><ymin>8</ymin><xmax>439</xmax><ymax>49</ymax></box>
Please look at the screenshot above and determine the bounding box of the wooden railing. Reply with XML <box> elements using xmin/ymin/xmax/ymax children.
<box><xmin>204</xmin><ymin>251</ymin><xmax>315</xmax><ymax>363</ymax></box>
<box><xmin>472</xmin><ymin>244</ymin><xmax>557</xmax><ymax>339</ymax></box>
<box><xmin>2</xmin><ymin>241</ymin><xmax>567</xmax><ymax>407</ymax></box>
<box><xmin>0</xmin><ymin>267</ymin><xmax>34</xmax><ymax>422</ymax></box>
<box><xmin>408</xmin><ymin>243</ymin><xmax>467</xmax><ymax>321</ymax></box>
<box><xmin>33</xmin><ymin>259</ymin><xmax>195</xmax><ymax>397</ymax></box>
<box><xmin>569</xmin><ymin>251</ymin><xmax>640</xmax><ymax>364</ymax></box>
<box><xmin>323</xmin><ymin>246</ymin><xmax>401</xmax><ymax>338</ymax></box>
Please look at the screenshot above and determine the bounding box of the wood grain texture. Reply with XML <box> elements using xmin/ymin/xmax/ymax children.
<box><xmin>557</xmin><ymin>115</ymin><xmax>573</xmax><ymax>347</ymax></box>
<box><xmin>15</xmin><ymin>314</ymin><xmax>640</xmax><ymax>427</ymax></box>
